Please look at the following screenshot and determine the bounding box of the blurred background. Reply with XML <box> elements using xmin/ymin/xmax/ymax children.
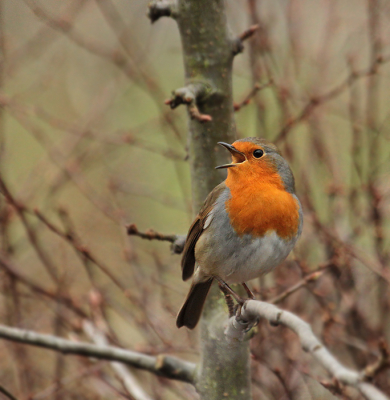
<box><xmin>0</xmin><ymin>0</ymin><xmax>390</xmax><ymax>398</ymax></box>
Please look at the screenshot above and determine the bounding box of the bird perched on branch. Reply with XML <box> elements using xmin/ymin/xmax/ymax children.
<box><xmin>177</xmin><ymin>137</ymin><xmax>303</xmax><ymax>329</ymax></box>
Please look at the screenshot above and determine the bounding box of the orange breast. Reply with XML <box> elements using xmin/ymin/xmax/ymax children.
<box><xmin>225</xmin><ymin>165</ymin><xmax>300</xmax><ymax>240</ymax></box>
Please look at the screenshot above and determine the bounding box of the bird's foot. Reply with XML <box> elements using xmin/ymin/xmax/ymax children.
<box><xmin>218</xmin><ymin>284</ymin><xmax>235</xmax><ymax>317</ymax></box>
<box><xmin>241</xmin><ymin>282</ymin><xmax>255</xmax><ymax>299</ymax></box>
<box><xmin>216</xmin><ymin>277</ymin><xmax>246</xmax><ymax>305</ymax></box>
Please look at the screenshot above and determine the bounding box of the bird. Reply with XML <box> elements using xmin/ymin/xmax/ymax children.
<box><xmin>176</xmin><ymin>137</ymin><xmax>303</xmax><ymax>329</ymax></box>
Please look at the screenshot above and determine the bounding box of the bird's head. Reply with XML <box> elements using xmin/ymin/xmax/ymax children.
<box><xmin>216</xmin><ymin>137</ymin><xmax>295</xmax><ymax>193</ymax></box>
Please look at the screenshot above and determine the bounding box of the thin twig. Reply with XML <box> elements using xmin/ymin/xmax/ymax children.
<box><xmin>127</xmin><ymin>224</ymin><xmax>186</xmax><ymax>254</ymax></box>
<box><xmin>0</xmin><ymin>255</ymin><xmax>87</xmax><ymax>318</ymax></box>
<box><xmin>34</xmin><ymin>208</ymin><xmax>127</xmax><ymax>291</ymax></box>
<box><xmin>275</xmin><ymin>54</ymin><xmax>390</xmax><ymax>143</ymax></box>
<box><xmin>270</xmin><ymin>267</ymin><xmax>327</xmax><ymax>304</ymax></box>
<box><xmin>0</xmin><ymin>384</ymin><xmax>18</xmax><ymax>400</ymax></box>
<box><xmin>0</xmin><ymin>177</ymin><xmax>59</xmax><ymax>282</ymax></box>
<box><xmin>239</xmin><ymin>24</ymin><xmax>260</xmax><ymax>41</ymax></box>
<box><xmin>234</xmin><ymin>81</ymin><xmax>272</xmax><ymax>112</ymax></box>
<box><xmin>232</xmin><ymin>24</ymin><xmax>260</xmax><ymax>55</ymax></box>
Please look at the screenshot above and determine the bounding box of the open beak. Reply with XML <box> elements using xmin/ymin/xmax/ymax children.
<box><xmin>215</xmin><ymin>142</ymin><xmax>246</xmax><ymax>169</ymax></box>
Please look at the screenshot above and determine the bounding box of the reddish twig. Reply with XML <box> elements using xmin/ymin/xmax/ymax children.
<box><xmin>127</xmin><ymin>224</ymin><xmax>177</xmax><ymax>242</ymax></box>
<box><xmin>234</xmin><ymin>81</ymin><xmax>272</xmax><ymax>112</ymax></box>
<box><xmin>0</xmin><ymin>255</ymin><xmax>87</xmax><ymax>318</ymax></box>
<box><xmin>34</xmin><ymin>208</ymin><xmax>127</xmax><ymax>292</ymax></box>
<box><xmin>239</xmin><ymin>24</ymin><xmax>260</xmax><ymax>41</ymax></box>
<box><xmin>0</xmin><ymin>177</ymin><xmax>59</xmax><ymax>282</ymax></box>
<box><xmin>233</xmin><ymin>24</ymin><xmax>260</xmax><ymax>55</ymax></box>
<box><xmin>275</xmin><ymin>54</ymin><xmax>390</xmax><ymax>143</ymax></box>
<box><xmin>269</xmin><ymin>266</ymin><xmax>328</xmax><ymax>304</ymax></box>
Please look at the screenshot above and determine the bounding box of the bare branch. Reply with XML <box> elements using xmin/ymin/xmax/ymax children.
<box><xmin>0</xmin><ymin>385</ymin><xmax>18</xmax><ymax>400</ymax></box>
<box><xmin>269</xmin><ymin>266</ymin><xmax>327</xmax><ymax>304</ymax></box>
<box><xmin>275</xmin><ymin>54</ymin><xmax>390</xmax><ymax>143</ymax></box>
<box><xmin>225</xmin><ymin>300</ymin><xmax>389</xmax><ymax>400</ymax></box>
<box><xmin>127</xmin><ymin>224</ymin><xmax>186</xmax><ymax>254</ymax></box>
<box><xmin>0</xmin><ymin>255</ymin><xmax>87</xmax><ymax>318</ymax></box>
<box><xmin>21</xmin><ymin>0</ymin><xmax>186</xmax><ymax>145</ymax></box>
<box><xmin>147</xmin><ymin>1</ymin><xmax>178</xmax><ymax>23</ymax></box>
<box><xmin>0</xmin><ymin>324</ymin><xmax>196</xmax><ymax>384</ymax></box>
<box><xmin>165</xmin><ymin>84</ymin><xmax>213</xmax><ymax>123</ymax></box>
<box><xmin>34</xmin><ymin>208</ymin><xmax>127</xmax><ymax>291</ymax></box>
<box><xmin>0</xmin><ymin>177</ymin><xmax>59</xmax><ymax>282</ymax></box>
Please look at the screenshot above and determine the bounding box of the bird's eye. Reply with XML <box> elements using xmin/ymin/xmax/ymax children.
<box><xmin>253</xmin><ymin>149</ymin><xmax>264</xmax><ymax>158</ymax></box>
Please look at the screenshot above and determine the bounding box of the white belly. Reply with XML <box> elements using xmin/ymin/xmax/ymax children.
<box><xmin>196</xmin><ymin>229</ymin><xmax>295</xmax><ymax>284</ymax></box>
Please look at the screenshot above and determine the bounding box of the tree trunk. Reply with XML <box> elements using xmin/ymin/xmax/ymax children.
<box><xmin>152</xmin><ymin>0</ymin><xmax>252</xmax><ymax>398</ymax></box>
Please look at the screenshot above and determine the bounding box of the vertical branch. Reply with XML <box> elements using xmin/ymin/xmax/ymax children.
<box><xmin>0</xmin><ymin>5</ymin><xmax>28</xmax><ymax>395</ymax></box>
<box><xmin>6</xmin><ymin>277</ymin><xmax>35</xmax><ymax>395</ymax></box>
<box><xmin>0</xmin><ymin>0</ymin><xmax>7</xmax><ymax>253</ymax></box>
<box><xmin>246</xmin><ymin>0</ymin><xmax>271</xmax><ymax>135</ymax></box>
<box><xmin>366</xmin><ymin>0</ymin><xmax>388</xmax><ymax>331</ymax></box>
<box><xmin>149</xmin><ymin>0</ymin><xmax>251</xmax><ymax>398</ymax></box>
<box><xmin>366</xmin><ymin>0</ymin><xmax>384</xmax><ymax>260</ymax></box>
<box><xmin>175</xmin><ymin>1</ymin><xmax>237</xmax><ymax>208</ymax></box>
<box><xmin>175</xmin><ymin>1</ymin><xmax>251</xmax><ymax>398</ymax></box>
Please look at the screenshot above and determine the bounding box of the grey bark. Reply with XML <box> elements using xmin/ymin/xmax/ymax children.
<box><xmin>149</xmin><ymin>1</ymin><xmax>252</xmax><ymax>399</ymax></box>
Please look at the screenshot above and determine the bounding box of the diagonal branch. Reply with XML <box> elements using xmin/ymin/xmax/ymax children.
<box><xmin>234</xmin><ymin>81</ymin><xmax>273</xmax><ymax>112</ymax></box>
<box><xmin>225</xmin><ymin>300</ymin><xmax>389</xmax><ymax>400</ymax></box>
<box><xmin>0</xmin><ymin>177</ymin><xmax>59</xmax><ymax>283</ymax></box>
<box><xmin>0</xmin><ymin>384</ymin><xmax>18</xmax><ymax>400</ymax></box>
<box><xmin>232</xmin><ymin>24</ymin><xmax>259</xmax><ymax>56</ymax></box>
<box><xmin>34</xmin><ymin>208</ymin><xmax>127</xmax><ymax>291</ymax></box>
<box><xmin>269</xmin><ymin>266</ymin><xmax>327</xmax><ymax>304</ymax></box>
<box><xmin>0</xmin><ymin>324</ymin><xmax>196</xmax><ymax>384</ymax></box>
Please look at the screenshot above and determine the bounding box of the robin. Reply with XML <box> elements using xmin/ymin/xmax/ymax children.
<box><xmin>176</xmin><ymin>137</ymin><xmax>303</xmax><ymax>329</ymax></box>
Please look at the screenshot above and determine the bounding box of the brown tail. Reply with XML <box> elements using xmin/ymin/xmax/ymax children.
<box><xmin>176</xmin><ymin>278</ymin><xmax>213</xmax><ymax>329</ymax></box>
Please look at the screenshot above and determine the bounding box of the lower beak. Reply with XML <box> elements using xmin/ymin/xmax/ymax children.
<box><xmin>215</xmin><ymin>142</ymin><xmax>246</xmax><ymax>169</ymax></box>
<box><xmin>215</xmin><ymin>163</ymin><xmax>237</xmax><ymax>169</ymax></box>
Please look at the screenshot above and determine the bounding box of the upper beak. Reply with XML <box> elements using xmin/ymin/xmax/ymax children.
<box><xmin>215</xmin><ymin>142</ymin><xmax>246</xmax><ymax>169</ymax></box>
